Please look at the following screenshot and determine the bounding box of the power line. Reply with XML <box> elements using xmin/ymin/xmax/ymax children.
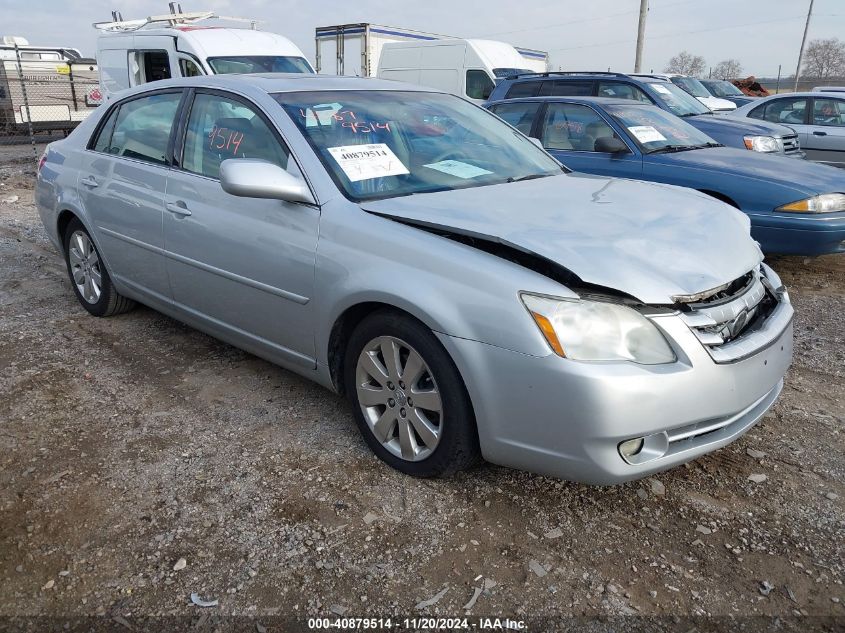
<box><xmin>473</xmin><ymin>9</ymin><xmax>638</xmax><ymax>38</ymax></box>
<box><xmin>471</xmin><ymin>0</ymin><xmax>737</xmax><ymax>39</ymax></box>
<box><xmin>546</xmin><ymin>13</ymin><xmax>810</xmax><ymax>53</ymax></box>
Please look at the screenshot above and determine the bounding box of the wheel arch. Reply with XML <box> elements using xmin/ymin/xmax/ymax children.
<box><xmin>698</xmin><ymin>189</ymin><xmax>740</xmax><ymax>208</ymax></box>
<box><xmin>328</xmin><ymin>301</ymin><xmax>435</xmax><ymax>397</ymax></box>
<box><xmin>56</xmin><ymin>208</ymin><xmax>80</xmax><ymax>250</ymax></box>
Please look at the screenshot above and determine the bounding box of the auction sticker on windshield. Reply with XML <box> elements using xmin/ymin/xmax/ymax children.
<box><xmin>652</xmin><ymin>84</ymin><xmax>671</xmax><ymax>95</ymax></box>
<box><xmin>423</xmin><ymin>160</ymin><xmax>493</xmax><ymax>179</ymax></box>
<box><xmin>327</xmin><ymin>144</ymin><xmax>410</xmax><ymax>182</ymax></box>
<box><xmin>628</xmin><ymin>126</ymin><xmax>667</xmax><ymax>144</ymax></box>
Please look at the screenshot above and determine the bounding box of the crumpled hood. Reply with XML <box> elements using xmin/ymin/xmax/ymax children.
<box><xmin>361</xmin><ymin>173</ymin><xmax>763</xmax><ymax>304</ymax></box>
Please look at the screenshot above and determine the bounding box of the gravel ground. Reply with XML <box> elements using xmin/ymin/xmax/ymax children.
<box><xmin>0</xmin><ymin>148</ymin><xmax>843</xmax><ymax>632</ymax></box>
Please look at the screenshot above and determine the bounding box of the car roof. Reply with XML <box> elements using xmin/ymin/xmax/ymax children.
<box><xmin>112</xmin><ymin>73</ymin><xmax>440</xmax><ymax>97</ymax></box>
<box><xmin>508</xmin><ymin>72</ymin><xmax>667</xmax><ymax>84</ymax></box>
<box><xmin>488</xmin><ymin>96</ymin><xmax>652</xmax><ymax>107</ymax></box>
<box><xmin>755</xmin><ymin>92</ymin><xmax>844</xmax><ymax>99</ymax></box>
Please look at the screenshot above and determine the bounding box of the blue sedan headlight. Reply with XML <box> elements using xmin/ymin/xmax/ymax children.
<box><xmin>778</xmin><ymin>193</ymin><xmax>845</xmax><ymax>213</ymax></box>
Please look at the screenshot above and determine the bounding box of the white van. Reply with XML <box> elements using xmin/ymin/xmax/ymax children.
<box><xmin>94</xmin><ymin>9</ymin><xmax>313</xmax><ymax>99</ymax></box>
<box><xmin>377</xmin><ymin>39</ymin><xmax>544</xmax><ymax>102</ymax></box>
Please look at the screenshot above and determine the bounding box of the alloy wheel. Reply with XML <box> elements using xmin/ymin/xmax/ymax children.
<box><xmin>68</xmin><ymin>230</ymin><xmax>102</xmax><ymax>304</ymax></box>
<box><xmin>355</xmin><ymin>336</ymin><xmax>443</xmax><ymax>462</ymax></box>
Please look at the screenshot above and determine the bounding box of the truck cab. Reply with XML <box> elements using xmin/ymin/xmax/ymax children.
<box><xmin>94</xmin><ymin>9</ymin><xmax>313</xmax><ymax>99</ymax></box>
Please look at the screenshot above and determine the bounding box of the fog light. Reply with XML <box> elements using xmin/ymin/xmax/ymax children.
<box><xmin>619</xmin><ymin>437</ymin><xmax>645</xmax><ymax>458</ymax></box>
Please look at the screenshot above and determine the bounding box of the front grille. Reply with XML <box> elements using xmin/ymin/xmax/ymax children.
<box><xmin>678</xmin><ymin>267</ymin><xmax>782</xmax><ymax>362</ymax></box>
<box><xmin>782</xmin><ymin>134</ymin><xmax>800</xmax><ymax>155</ymax></box>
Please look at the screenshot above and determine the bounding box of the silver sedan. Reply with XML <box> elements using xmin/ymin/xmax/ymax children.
<box><xmin>730</xmin><ymin>92</ymin><xmax>845</xmax><ymax>168</ymax></box>
<box><xmin>35</xmin><ymin>75</ymin><xmax>793</xmax><ymax>484</ymax></box>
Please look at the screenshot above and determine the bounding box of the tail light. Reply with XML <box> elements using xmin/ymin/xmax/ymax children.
<box><xmin>37</xmin><ymin>152</ymin><xmax>47</xmax><ymax>174</ymax></box>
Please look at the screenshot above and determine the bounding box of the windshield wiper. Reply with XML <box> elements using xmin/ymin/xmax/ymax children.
<box><xmin>647</xmin><ymin>144</ymin><xmax>699</xmax><ymax>154</ymax></box>
<box><xmin>507</xmin><ymin>173</ymin><xmax>551</xmax><ymax>183</ymax></box>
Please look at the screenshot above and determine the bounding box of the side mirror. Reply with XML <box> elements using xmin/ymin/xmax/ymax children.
<box><xmin>594</xmin><ymin>136</ymin><xmax>630</xmax><ymax>154</ymax></box>
<box><xmin>220</xmin><ymin>159</ymin><xmax>315</xmax><ymax>205</ymax></box>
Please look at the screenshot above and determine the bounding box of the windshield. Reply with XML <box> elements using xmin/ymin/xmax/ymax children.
<box><xmin>207</xmin><ymin>56</ymin><xmax>313</xmax><ymax>74</ymax></box>
<box><xmin>670</xmin><ymin>76</ymin><xmax>710</xmax><ymax>98</ymax></box>
<box><xmin>702</xmin><ymin>80</ymin><xmax>744</xmax><ymax>97</ymax></box>
<box><xmin>492</xmin><ymin>67</ymin><xmax>533</xmax><ymax>79</ymax></box>
<box><xmin>605</xmin><ymin>104</ymin><xmax>717</xmax><ymax>152</ymax></box>
<box><xmin>275</xmin><ymin>90</ymin><xmax>563</xmax><ymax>202</ymax></box>
<box><xmin>646</xmin><ymin>81</ymin><xmax>711</xmax><ymax>116</ymax></box>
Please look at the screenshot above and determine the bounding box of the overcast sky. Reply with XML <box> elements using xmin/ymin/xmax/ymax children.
<box><xmin>2</xmin><ymin>0</ymin><xmax>843</xmax><ymax>77</ymax></box>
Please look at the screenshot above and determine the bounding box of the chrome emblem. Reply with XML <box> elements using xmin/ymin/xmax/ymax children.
<box><xmin>393</xmin><ymin>389</ymin><xmax>408</xmax><ymax>406</ymax></box>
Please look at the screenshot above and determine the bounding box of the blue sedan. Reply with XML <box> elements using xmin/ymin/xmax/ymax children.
<box><xmin>487</xmin><ymin>96</ymin><xmax>845</xmax><ymax>255</ymax></box>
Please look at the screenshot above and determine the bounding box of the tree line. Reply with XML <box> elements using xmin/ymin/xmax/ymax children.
<box><xmin>663</xmin><ymin>37</ymin><xmax>845</xmax><ymax>79</ymax></box>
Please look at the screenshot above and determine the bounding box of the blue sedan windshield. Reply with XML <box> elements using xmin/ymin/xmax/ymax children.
<box><xmin>605</xmin><ymin>104</ymin><xmax>717</xmax><ymax>152</ymax></box>
<box><xmin>275</xmin><ymin>90</ymin><xmax>563</xmax><ymax>201</ymax></box>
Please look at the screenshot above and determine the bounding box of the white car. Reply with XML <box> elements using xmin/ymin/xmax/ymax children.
<box><xmin>633</xmin><ymin>73</ymin><xmax>737</xmax><ymax>113</ymax></box>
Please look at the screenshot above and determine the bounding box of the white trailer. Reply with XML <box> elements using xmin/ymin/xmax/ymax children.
<box><xmin>314</xmin><ymin>23</ymin><xmax>548</xmax><ymax>85</ymax></box>
<box><xmin>1</xmin><ymin>36</ymin><xmax>101</xmax><ymax>134</ymax></box>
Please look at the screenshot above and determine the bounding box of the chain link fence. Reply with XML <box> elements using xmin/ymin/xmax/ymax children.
<box><xmin>0</xmin><ymin>54</ymin><xmax>102</xmax><ymax>158</ymax></box>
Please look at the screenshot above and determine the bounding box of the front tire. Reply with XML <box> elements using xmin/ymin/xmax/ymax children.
<box><xmin>344</xmin><ymin>310</ymin><xmax>480</xmax><ymax>477</ymax></box>
<box><xmin>63</xmin><ymin>218</ymin><xmax>135</xmax><ymax>317</ymax></box>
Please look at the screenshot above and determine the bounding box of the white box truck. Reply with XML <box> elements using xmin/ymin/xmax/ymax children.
<box><xmin>94</xmin><ymin>5</ymin><xmax>314</xmax><ymax>99</ymax></box>
<box><xmin>314</xmin><ymin>23</ymin><xmax>548</xmax><ymax>101</ymax></box>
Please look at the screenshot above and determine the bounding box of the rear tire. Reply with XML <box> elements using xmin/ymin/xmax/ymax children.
<box><xmin>344</xmin><ymin>310</ymin><xmax>480</xmax><ymax>477</ymax></box>
<box><xmin>63</xmin><ymin>218</ymin><xmax>135</xmax><ymax>317</ymax></box>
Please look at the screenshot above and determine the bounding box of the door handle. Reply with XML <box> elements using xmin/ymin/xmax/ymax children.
<box><xmin>165</xmin><ymin>201</ymin><xmax>192</xmax><ymax>216</ymax></box>
<box><xmin>80</xmin><ymin>176</ymin><xmax>99</xmax><ymax>188</ymax></box>
<box><xmin>813</xmin><ymin>131</ymin><xmax>828</xmax><ymax>136</ymax></box>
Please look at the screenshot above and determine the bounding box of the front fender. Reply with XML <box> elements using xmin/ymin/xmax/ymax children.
<box><xmin>312</xmin><ymin>200</ymin><xmax>573</xmax><ymax>365</ymax></box>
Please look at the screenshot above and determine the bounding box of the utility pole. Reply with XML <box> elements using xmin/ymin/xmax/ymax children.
<box><xmin>634</xmin><ymin>0</ymin><xmax>648</xmax><ymax>73</ymax></box>
<box><xmin>793</xmin><ymin>0</ymin><xmax>814</xmax><ymax>92</ymax></box>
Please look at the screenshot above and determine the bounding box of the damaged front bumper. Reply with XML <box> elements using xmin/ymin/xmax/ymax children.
<box><xmin>437</xmin><ymin>264</ymin><xmax>793</xmax><ymax>485</ymax></box>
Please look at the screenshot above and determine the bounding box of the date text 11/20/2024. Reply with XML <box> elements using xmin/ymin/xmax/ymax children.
<box><xmin>307</xmin><ymin>617</ymin><xmax>527</xmax><ymax>630</ymax></box>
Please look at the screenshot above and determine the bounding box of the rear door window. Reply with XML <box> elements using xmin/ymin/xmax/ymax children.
<box><xmin>505</xmin><ymin>81</ymin><xmax>541</xmax><ymax>99</ymax></box>
<box><xmin>105</xmin><ymin>92</ymin><xmax>182</xmax><ymax>165</ymax></box>
<box><xmin>539</xmin><ymin>80</ymin><xmax>594</xmax><ymax>97</ymax></box>
<box><xmin>487</xmin><ymin>102</ymin><xmax>541</xmax><ymax>135</ymax></box>
<box><xmin>750</xmin><ymin>98</ymin><xmax>808</xmax><ymax>125</ymax></box>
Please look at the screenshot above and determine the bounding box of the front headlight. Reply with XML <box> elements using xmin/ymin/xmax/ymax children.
<box><xmin>743</xmin><ymin>135</ymin><xmax>780</xmax><ymax>152</ymax></box>
<box><xmin>521</xmin><ymin>294</ymin><xmax>676</xmax><ymax>364</ymax></box>
<box><xmin>777</xmin><ymin>193</ymin><xmax>845</xmax><ymax>213</ymax></box>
